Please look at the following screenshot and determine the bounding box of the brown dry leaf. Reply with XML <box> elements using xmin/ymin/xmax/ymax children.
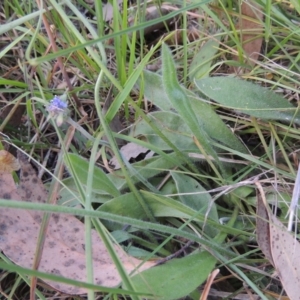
<box><xmin>256</xmin><ymin>193</ymin><xmax>300</xmax><ymax>299</ymax></box>
<box><xmin>256</xmin><ymin>194</ymin><xmax>274</xmax><ymax>265</ymax></box>
<box><xmin>0</xmin><ymin>150</ymin><xmax>20</xmax><ymax>174</ymax></box>
<box><xmin>128</xmin><ymin>5</ymin><xmax>172</xmax><ymax>37</ymax></box>
<box><xmin>269</xmin><ymin>214</ymin><xmax>300</xmax><ymax>300</ymax></box>
<box><xmin>0</xmin><ymin>152</ymin><xmax>155</xmax><ymax>294</ymax></box>
<box><xmin>232</xmin><ymin>1</ymin><xmax>263</xmax><ymax>72</ymax></box>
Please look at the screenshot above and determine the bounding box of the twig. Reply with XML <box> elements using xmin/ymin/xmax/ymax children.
<box><xmin>155</xmin><ymin>240</ymin><xmax>194</xmax><ymax>265</ymax></box>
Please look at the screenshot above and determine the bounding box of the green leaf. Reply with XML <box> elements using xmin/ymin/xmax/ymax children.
<box><xmin>140</xmin><ymin>71</ymin><xmax>170</xmax><ymax>112</ymax></box>
<box><xmin>132</xmin><ymin>112</ymin><xmax>198</xmax><ymax>151</ymax></box>
<box><xmin>189</xmin><ymin>37</ymin><xmax>220</xmax><ymax>81</ymax></box>
<box><xmin>195</xmin><ymin>77</ymin><xmax>300</xmax><ymax>125</ymax></box>
<box><xmin>130</xmin><ymin>251</ymin><xmax>216</xmax><ymax>300</ymax></box>
<box><xmin>64</xmin><ymin>153</ymin><xmax>120</xmax><ymax>197</ymax></box>
<box><xmin>100</xmin><ymin>191</ymin><xmax>222</xmax><ymax>238</ymax></box>
<box><xmin>56</xmin><ymin>178</ymin><xmax>112</xmax><ymax>205</ymax></box>
<box><xmin>171</xmin><ymin>172</ymin><xmax>219</xmax><ymax>237</ymax></box>
<box><xmin>107</xmin><ymin>152</ymin><xmax>193</xmax><ymax>192</ymax></box>
<box><xmin>140</xmin><ymin>70</ymin><xmax>246</xmax><ymax>154</ymax></box>
<box><xmin>99</xmin><ymin>192</ymin><xmax>201</xmax><ymax>221</ymax></box>
<box><xmin>0</xmin><ymin>78</ymin><xmax>27</xmax><ymax>88</ymax></box>
<box><xmin>171</xmin><ymin>172</ymin><xmax>215</xmax><ymax>214</ymax></box>
<box><xmin>162</xmin><ymin>44</ymin><xmax>223</xmax><ymax>174</ymax></box>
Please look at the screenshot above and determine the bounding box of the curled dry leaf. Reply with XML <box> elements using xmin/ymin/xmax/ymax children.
<box><xmin>0</xmin><ymin>150</ymin><xmax>20</xmax><ymax>174</ymax></box>
<box><xmin>256</xmin><ymin>194</ymin><xmax>274</xmax><ymax>265</ymax></box>
<box><xmin>268</xmin><ymin>214</ymin><xmax>300</xmax><ymax>300</ymax></box>
<box><xmin>0</xmin><ymin>152</ymin><xmax>155</xmax><ymax>294</ymax></box>
<box><xmin>256</xmin><ymin>194</ymin><xmax>300</xmax><ymax>300</ymax></box>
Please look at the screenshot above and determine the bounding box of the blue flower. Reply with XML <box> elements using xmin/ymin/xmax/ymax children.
<box><xmin>47</xmin><ymin>96</ymin><xmax>68</xmax><ymax>115</ymax></box>
<box><xmin>47</xmin><ymin>96</ymin><xmax>68</xmax><ymax>126</ymax></box>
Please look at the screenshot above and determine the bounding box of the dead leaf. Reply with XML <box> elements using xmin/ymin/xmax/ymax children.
<box><xmin>232</xmin><ymin>1</ymin><xmax>263</xmax><ymax>72</ymax></box>
<box><xmin>102</xmin><ymin>0</ymin><xmax>123</xmax><ymax>22</ymax></box>
<box><xmin>128</xmin><ymin>5</ymin><xmax>172</xmax><ymax>38</ymax></box>
<box><xmin>110</xmin><ymin>142</ymin><xmax>154</xmax><ymax>169</ymax></box>
<box><xmin>269</xmin><ymin>214</ymin><xmax>300</xmax><ymax>300</ymax></box>
<box><xmin>0</xmin><ymin>152</ymin><xmax>155</xmax><ymax>294</ymax></box>
<box><xmin>257</xmin><ymin>192</ymin><xmax>300</xmax><ymax>300</ymax></box>
<box><xmin>256</xmin><ymin>194</ymin><xmax>274</xmax><ymax>265</ymax></box>
<box><xmin>0</xmin><ymin>150</ymin><xmax>20</xmax><ymax>174</ymax></box>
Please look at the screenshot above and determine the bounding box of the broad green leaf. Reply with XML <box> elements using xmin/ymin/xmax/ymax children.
<box><xmin>126</xmin><ymin>246</ymin><xmax>155</xmax><ymax>258</ymax></box>
<box><xmin>132</xmin><ymin>112</ymin><xmax>198</xmax><ymax>151</ymax></box>
<box><xmin>162</xmin><ymin>44</ymin><xmax>223</xmax><ymax>174</ymax></box>
<box><xmin>100</xmin><ymin>191</ymin><xmax>222</xmax><ymax>238</ymax></box>
<box><xmin>171</xmin><ymin>172</ymin><xmax>219</xmax><ymax>237</ymax></box>
<box><xmin>171</xmin><ymin>172</ymin><xmax>218</xmax><ymax>218</ymax></box>
<box><xmin>195</xmin><ymin>77</ymin><xmax>300</xmax><ymax>125</ymax></box>
<box><xmin>55</xmin><ymin>178</ymin><xmax>82</xmax><ymax>207</ymax></box>
<box><xmin>189</xmin><ymin>37</ymin><xmax>220</xmax><ymax>81</ymax></box>
<box><xmin>111</xmin><ymin>230</ymin><xmax>133</xmax><ymax>244</ymax></box>
<box><xmin>130</xmin><ymin>251</ymin><xmax>216</xmax><ymax>300</ymax></box>
<box><xmin>57</xmin><ymin>178</ymin><xmax>112</xmax><ymax>206</ymax></box>
<box><xmin>141</xmin><ymin>70</ymin><xmax>170</xmax><ymax>112</ymax></box>
<box><xmin>64</xmin><ymin>153</ymin><xmax>120</xmax><ymax>197</ymax></box>
<box><xmin>107</xmin><ymin>152</ymin><xmax>192</xmax><ymax>192</ymax></box>
<box><xmin>141</xmin><ymin>70</ymin><xmax>246</xmax><ymax>154</ymax></box>
<box><xmin>161</xmin><ymin>44</ymin><xmax>215</xmax><ymax>150</ymax></box>
<box><xmin>159</xmin><ymin>178</ymin><xmax>178</xmax><ymax>195</ymax></box>
<box><xmin>99</xmin><ymin>192</ymin><xmax>199</xmax><ymax>220</ymax></box>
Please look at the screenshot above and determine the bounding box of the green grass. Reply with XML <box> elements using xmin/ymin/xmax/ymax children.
<box><xmin>1</xmin><ymin>0</ymin><xmax>300</xmax><ymax>299</ymax></box>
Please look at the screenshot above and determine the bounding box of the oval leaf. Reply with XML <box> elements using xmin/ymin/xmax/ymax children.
<box><xmin>189</xmin><ymin>37</ymin><xmax>220</xmax><ymax>81</ymax></box>
<box><xmin>132</xmin><ymin>112</ymin><xmax>197</xmax><ymax>151</ymax></box>
<box><xmin>162</xmin><ymin>44</ymin><xmax>223</xmax><ymax>171</ymax></box>
<box><xmin>130</xmin><ymin>251</ymin><xmax>216</xmax><ymax>300</ymax></box>
<box><xmin>65</xmin><ymin>153</ymin><xmax>120</xmax><ymax>197</ymax></box>
<box><xmin>171</xmin><ymin>172</ymin><xmax>218</xmax><ymax>237</ymax></box>
<box><xmin>195</xmin><ymin>77</ymin><xmax>300</xmax><ymax>124</ymax></box>
<box><xmin>141</xmin><ymin>70</ymin><xmax>246</xmax><ymax>154</ymax></box>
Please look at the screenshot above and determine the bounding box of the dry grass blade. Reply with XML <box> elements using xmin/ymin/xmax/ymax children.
<box><xmin>200</xmin><ymin>269</ymin><xmax>219</xmax><ymax>300</ymax></box>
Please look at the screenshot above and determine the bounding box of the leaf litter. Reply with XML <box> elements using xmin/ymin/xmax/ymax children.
<box><xmin>0</xmin><ymin>150</ymin><xmax>155</xmax><ymax>294</ymax></box>
<box><xmin>256</xmin><ymin>190</ymin><xmax>300</xmax><ymax>300</ymax></box>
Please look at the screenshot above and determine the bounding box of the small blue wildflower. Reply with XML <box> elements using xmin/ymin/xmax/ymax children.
<box><xmin>47</xmin><ymin>96</ymin><xmax>68</xmax><ymax>127</ymax></box>
<box><xmin>47</xmin><ymin>96</ymin><xmax>68</xmax><ymax>115</ymax></box>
